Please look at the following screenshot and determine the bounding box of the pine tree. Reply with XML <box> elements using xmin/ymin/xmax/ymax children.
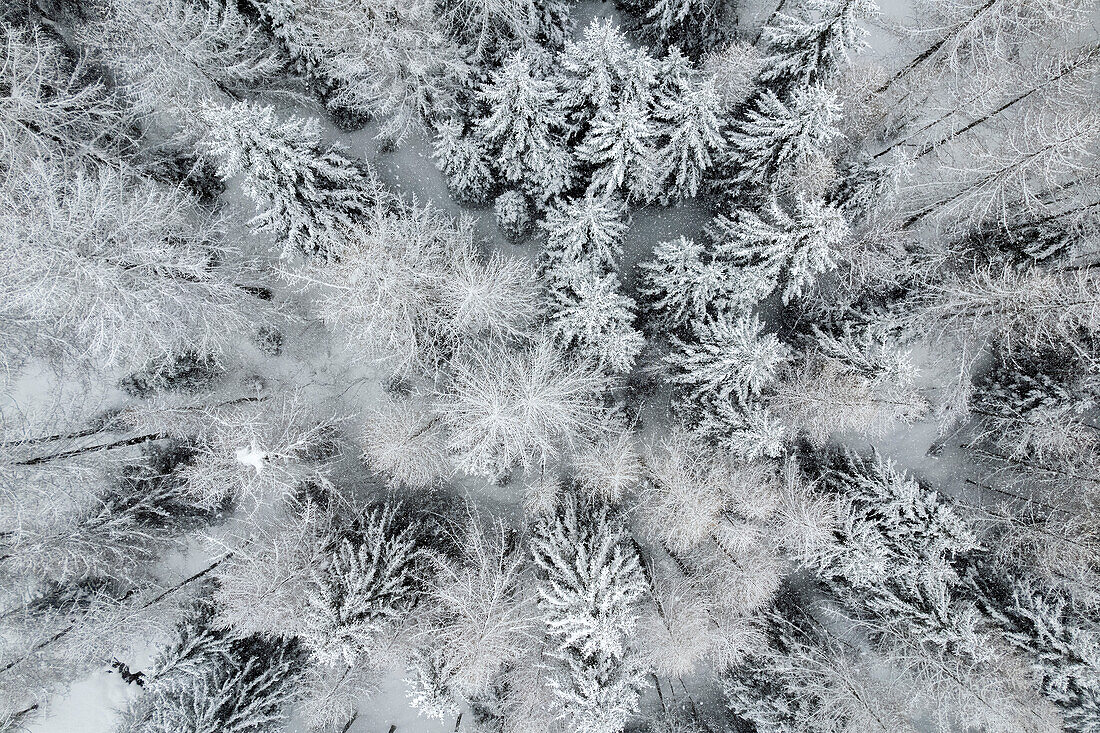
<box><xmin>969</xmin><ymin>575</ymin><xmax>1100</xmax><ymax>731</ymax></box>
<box><xmin>710</xmin><ymin>195</ymin><xmax>849</xmax><ymax>303</ymax></box>
<box><xmin>433</xmin><ymin>121</ymin><xmax>497</xmax><ymax>206</ymax></box>
<box><xmin>301</xmin><ymin>503</ymin><xmax>427</xmax><ymax>667</ymax></box>
<box><xmin>558</xmin><ymin>18</ymin><xmax>657</xmax><ymax>122</ymax></box>
<box><xmin>531</xmin><ymin>496</ymin><xmax>647</xmax><ymax>732</ymax></box>
<box><xmin>198</xmin><ymin>101</ymin><xmax>383</xmax><ymax>258</ymax></box>
<box><xmin>578</xmin><ymin>96</ymin><xmax>658</xmax><ymax>202</ymax></box>
<box><xmin>475</xmin><ymin>50</ymin><xmax>574</xmax><ymax>202</ymax></box>
<box><xmin>969</xmin><ymin>348</ymin><xmax>1100</xmax><ymax>462</ymax></box>
<box><xmin>542</xmin><ymin>193</ymin><xmax>629</xmax><ymax>271</ymax></box>
<box><xmin>725</xmin><ymin>83</ymin><xmax>840</xmax><ymax>192</ymax></box>
<box><xmin>621</xmin><ymin>0</ymin><xmax>738</xmax><ymax>57</ymax></box>
<box><xmin>758</xmin><ymin>0</ymin><xmax>876</xmax><ymax>94</ymax></box>
<box><xmin>249</xmin><ymin>0</ymin><xmax>469</xmax><ymax>140</ymax></box>
<box><xmin>118</xmin><ymin>603</ymin><xmax>304</xmax><ymax>733</ymax></box>
<box><xmin>653</xmin><ymin>51</ymin><xmax>726</xmax><ymax>203</ymax></box>
<box><xmin>667</xmin><ymin>313</ymin><xmax>792</xmax><ymax>407</ymax></box>
<box><xmin>639</xmin><ymin>236</ymin><xmax>742</xmax><ymax>330</ymax></box>
<box><xmin>548</xmin><ymin>263</ymin><xmax>645</xmax><ymax>374</ymax></box>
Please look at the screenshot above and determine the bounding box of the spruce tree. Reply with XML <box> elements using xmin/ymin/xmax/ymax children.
<box><xmin>199</xmin><ymin>101</ymin><xmax>383</xmax><ymax>258</ymax></box>
<box><xmin>639</xmin><ymin>236</ymin><xmax>741</xmax><ymax>330</ymax></box>
<box><xmin>816</xmin><ymin>451</ymin><xmax>983</xmax><ymax>654</ymax></box>
<box><xmin>531</xmin><ymin>496</ymin><xmax>647</xmax><ymax>732</ymax></box>
<box><xmin>301</xmin><ymin>502</ymin><xmax>427</xmax><ymax>667</ymax></box>
<box><xmin>578</xmin><ymin>96</ymin><xmax>658</xmax><ymax>203</ymax></box>
<box><xmin>621</xmin><ymin>0</ymin><xmax>738</xmax><ymax>58</ymax></box>
<box><xmin>969</xmin><ymin>575</ymin><xmax>1100</xmax><ymax>731</ymax></box>
<box><xmin>758</xmin><ymin>0</ymin><xmax>876</xmax><ymax>94</ymax></box>
<box><xmin>653</xmin><ymin>51</ymin><xmax>726</xmax><ymax>203</ymax></box>
<box><xmin>118</xmin><ymin>602</ymin><xmax>304</xmax><ymax>733</ymax></box>
<box><xmin>558</xmin><ymin>18</ymin><xmax>657</xmax><ymax>123</ymax></box>
<box><xmin>433</xmin><ymin>121</ymin><xmax>497</xmax><ymax>206</ymax></box>
<box><xmin>542</xmin><ymin>193</ymin><xmax>629</xmax><ymax>271</ymax></box>
<box><xmin>710</xmin><ymin>195</ymin><xmax>849</xmax><ymax>303</ymax></box>
<box><xmin>475</xmin><ymin>49</ymin><xmax>574</xmax><ymax>202</ymax></box>
<box><xmin>724</xmin><ymin>84</ymin><xmax>840</xmax><ymax>193</ymax></box>
<box><xmin>548</xmin><ymin>263</ymin><xmax>645</xmax><ymax>374</ymax></box>
<box><xmin>667</xmin><ymin>312</ymin><xmax>793</xmax><ymax>407</ymax></box>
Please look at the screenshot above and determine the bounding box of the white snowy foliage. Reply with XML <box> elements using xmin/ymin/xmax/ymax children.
<box><xmin>360</xmin><ymin>396</ymin><xmax>449</xmax><ymax>489</ymax></box>
<box><xmin>301</xmin><ymin>503</ymin><xmax>425</xmax><ymax>667</ymax></box>
<box><xmin>82</xmin><ymin>0</ymin><xmax>283</xmax><ymax>129</ymax></box>
<box><xmin>437</xmin><ymin>340</ymin><xmax>609</xmax><ymax>477</ymax></box>
<box><xmin>668</xmin><ymin>313</ymin><xmax>793</xmax><ymax>406</ymax></box>
<box><xmin>251</xmin><ymin>0</ymin><xmax>469</xmax><ymax>140</ymax></box>
<box><xmin>579</xmin><ymin>96</ymin><xmax>658</xmax><ymax>203</ymax></box>
<box><xmin>415</xmin><ymin>510</ymin><xmax>537</xmax><ymax>700</ymax></box>
<box><xmin>199</xmin><ymin>101</ymin><xmax>382</xmax><ymax>259</ymax></box>
<box><xmin>531</xmin><ymin>497</ymin><xmax>646</xmax><ymax>658</ymax></box>
<box><xmin>0</xmin><ymin>25</ymin><xmax>127</xmax><ymax>169</ymax></box>
<box><xmin>640</xmin><ymin>236</ymin><xmax>742</xmax><ymax>328</ymax></box>
<box><xmin>653</xmin><ymin>51</ymin><xmax>726</xmax><ymax>202</ymax></box>
<box><xmin>548</xmin><ymin>264</ymin><xmax>645</xmax><ymax>374</ymax></box>
<box><xmin>0</xmin><ymin>160</ymin><xmax>259</xmax><ymax>371</ymax></box>
<box><xmin>476</xmin><ymin>50</ymin><xmax>574</xmax><ymax>200</ymax></box>
<box><xmin>542</xmin><ymin>193</ymin><xmax>628</xmax><ymax>271</ymax></box>
<box><xmin>572</xmin><ymin>430</ymin><xmax>645</xmax><ymax>503</ymax></box>
<box><xmin>727</xmin><ymin>84</ymin><xmax>841</xmax><ymax>190</ymax></box>
<box><xmin>712</xmin><ymin>196</ymin><xmax>849</xmax><ymax>303</ymax></box>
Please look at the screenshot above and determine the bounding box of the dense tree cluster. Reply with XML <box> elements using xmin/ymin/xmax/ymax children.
<box><xmin>1</xmin><ymin>0</ymin><xmax>1098</xmax><ymax>731</ymax></box>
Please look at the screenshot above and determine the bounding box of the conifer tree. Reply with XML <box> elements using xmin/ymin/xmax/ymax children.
<box><xmin>578</xmin><ymin>96</ymin><xmax>658</xmax><ymax>202</ymax></box>
<box><xmin>710</xmin><ymin>195</ymin><xmax>849</xmax><ymax>303</ymax></box>
<box><xmin>249</xmin><ymin>0</ymin><xmax>468</xmax><ymax>140</ymax></box>
<box><xmin>969</xmin><ymin>575</ymin><xmax>1100</xmax><ymax>731</ymax></box>
<box><xmin>531</xmin><ymin>496</ymin><xmax>648</xmax><ymax>732</ymax></box>
<box><xmin>433</xmin><ymin>121</ymin><xmax>497</xmax><ymax>206</ymax></box>
<box><xmin>495</xmin><ymin>190</ymin><xmax>534</xmax><ymax>242</ymax></box>
<box><xmin>300</xmin><ymin>503</ymin><xmax>428</xmax><ymax>667</ymax></box>
<box><xmin>621</xmin><ymin>0</ymin><xmax>738</xmax><ymax>57</ymax></box>
<box><xmin>198</xmin><ymin>101</ymin><xmax>383</xmax><ymax>258</ymax></box>
<box><xmin>815</xmin><ymin>451</ymin><xmax>983</xmax><ymax>654</ymax></box>
<box><xmin>542</xmin><ymin>193</ymin><xmax>629</xmax><ymax>271</ymax></box>
<box><xmin>475</xmin><ymin>50</ymin><xmax>574</xmax><ymax>202</ymax></box>
<box><xmin>558</xmin><ymin>18</ymin><xmax>657</xmax><ymax>122</ymax></box>
<box><xmin>758</xmin><ymin>0</ymin><xmax>876</xmax><ymax>94</ymax></box>
<box><xmin>548</xmin><ymin>263</ymin><xmax>645</xmax><ymax>374</ymax></box>
<box><xmin>652</xmin><ymin>51</ymin><xmax>726</xmax><ymax>203</ymax></box>
<box><xmin>724</xmin><ymin>83</ymin><xmax>840</xmax><ymax>193</ymax></box>
<box><xmin>667</xmin><ymin>313</ymin><xmax>793</xmax><ymax>407</ymax></box>
<box><xmin>118</xmin><ymin>603</ymin><xmax>304</xmax><ymax>733</ymax></box>
<box><xmin>639</xmin><ymin>236</ymin><xmax>742</xmax><ymax>330</ymax></box>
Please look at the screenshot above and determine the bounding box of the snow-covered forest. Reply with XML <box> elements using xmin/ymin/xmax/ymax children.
<box><xmin>1</xmin><ymin>0</ymin><xmax>1098</xmax><ymax>730</ymax></box>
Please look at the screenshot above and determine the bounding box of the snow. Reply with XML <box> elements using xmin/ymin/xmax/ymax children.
<box><xmin>235</xmin><ymin>442</ymin><xmax>267</xmax><ymax>474</ymax></box>
<box><xmin>25</xmin><ymin>668</ymin><xmax>139</xmax><ymax>733</ymax></box>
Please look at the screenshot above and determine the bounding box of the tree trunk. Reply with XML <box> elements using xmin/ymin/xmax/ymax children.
<box><xmin>873</xmin><ymin>0</ymin><xmax>998</xmax><ymax>97</ymax></box>
<box><xmin>13</xmin><ymin>433</ymin><xmax>168</xmax><ymax>466</ymax></box>
<box><xmin>0</xmin><ymin>556</ymin><xmax>228</xmax><ymax>676</ymax></box>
